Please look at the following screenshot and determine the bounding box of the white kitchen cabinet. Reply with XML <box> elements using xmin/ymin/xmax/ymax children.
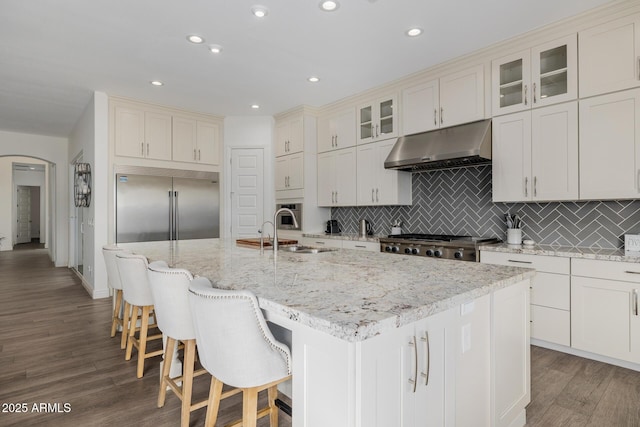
<box><xmin>357</xmin><ymin>94</ymin><xmax>398</xmax><ymax>144</ymax></box>
<box><xmin>571</xmin><ymin>258</ymin><xmax>640</xmax><ymax>364</ymax></box>
<box><xmin>356</xmin><ymin>139</ymin><xmax>412</xmax><ymax>206</ymax></box>
<box><xmin>492</xmin><ymin>35</ymin><xmax>577</xmax><ymax>116</ymax></box>
<box><xmin>317</xmin><ymin>107</ymin><xmax>357</xmax><ymax>153</ymax></box>
<box><xmin>114</xmin><ymin>105</ymin><xmax>172</xmax><ymax>161</ymax></box>
<box><xmin>481</xmin><ymin>251</ymin><xmax>571</xmax><ymax>346</ymax></box>
<box><xmin>317</xmin><ymin>147</ymin><xmax>357</xmax><ymax>207</ymax></box>
<box><xmin>579</xmin><ymin>14</ymin><xmax>640</xmax><ymax>98</ymax></box>
<box><xmin>492</xmin><ymin>101</ymin><xmax>578</xmax><ymax>202</ymax></box>
<box><xmin>579</xmin><ymin>88</ymin><xmax>640</xmax><ymax>200</ymax></box>
<box><xmin>275</xmin><ymin>115</ymin><xmax>304</xmax><ymax>157</ymax></box>
<box><xmin>401</xmin><ymin>65</ymin><xmax>484</xmax><ymax>135</ymax></box>
<box><xmin>275</xmin><ymin>153</ymin><xmax>303</xmax><ymax>192</ymax></box>
<box><xmin>172</xmin><ymin>117</ymin><xmax>220</xmax><ymax>165</ymax></box>
<box><xmin>341</xmin><ymin>240</ymin><xmax>379</xmax><ymax>252</ymax></box>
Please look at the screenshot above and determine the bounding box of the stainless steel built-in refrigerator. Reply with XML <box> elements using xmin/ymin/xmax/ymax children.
<box><xmin>116</xmin><ymin>171</ymin><xmax>219</xmax><ymax>243</ymax></box>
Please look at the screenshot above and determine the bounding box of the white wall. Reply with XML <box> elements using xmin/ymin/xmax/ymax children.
<box><xmin>223</xmin><ymin>116</ymin><xmax>275</xmax><ymax>238</ymax></box>
<box><xmin>0</xmin><ymin>132</ymin><xmax>68</xmax><ymax>265</ymax></box>
<box><xmin>68</xmin><ymin>91</ymin><xmax>109</xmax><ymax>299</ymax></box>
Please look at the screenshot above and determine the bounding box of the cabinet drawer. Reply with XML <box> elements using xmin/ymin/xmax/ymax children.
<box><xmin>531</xmin><ymin>305</ymin><xmax>570</xmax><ymax>346</ymax></box>
<box><xmin>572</xmin><ymin>258</ymin><xmax>640</xmax><ymax>283</ymax></box>
<box><xmin>481</xmin><ymin>251</ymin><xmax>570</xmax><ymax>274</ymax></box>
<box><xmin>531</xmin><ymin>272</ymin><xmax>570</xmax><ymax>310</ymax></box>
<box><xmin>342</xmin><ymin>240</ymin><xmax>379</xmax><ymax>252</ymax></box>
<box><xmin>305</xmin><ymin>237</ymin><xmax>343</xmax><ymax>249</ymax></box>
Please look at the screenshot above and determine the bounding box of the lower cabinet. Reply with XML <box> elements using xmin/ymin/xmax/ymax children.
<box><xmin>571</xmin><ymin>258</ymin><xmax>640</xmax><ymax>364</ymax></box>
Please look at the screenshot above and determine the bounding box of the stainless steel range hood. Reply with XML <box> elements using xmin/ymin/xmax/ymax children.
<box><xmin>384</xmin><ymin>119</ymin><xmax>492</xmax><ymax>172</ymax></box>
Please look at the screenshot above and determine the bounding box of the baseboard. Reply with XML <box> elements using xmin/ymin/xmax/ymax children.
<box><xmin>506</xmin><ymin>409</ymin><xmax>526</xmax><ymax>427</ymax></box>
<box><xmin>531</xmin><ymin>338</ymin><xmax>640</xmax><ymax>372</ymax></box>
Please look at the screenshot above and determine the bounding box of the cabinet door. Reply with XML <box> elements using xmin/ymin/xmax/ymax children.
<box><xmin>144</xmin><ymin>111</ymin><xmax>172</xmax><ymax>160</ymax></box>
<box><xmin>288</xmin><ymin>116</ymin><xmax>304</xmax><ymax>154</ymax></box>
<box><xmin>492</xmin><ymin>111</ymin><xmax>532</xmax><ymax>202</ymax></box>
<box><xmin>572</xmin><ymin>276</ymin><xmax>640</xmax><ymax>363</ymax></box>
<box><xmin>356</xmin><ymin>143</ymin><xmax>377</xmax><ymax>205</ymax></box>
<box><xmin>376</xmin><ymin>139</ymin><xmax>411</xmax><ymax>205</ymax></box>
<box><xmin>332</xmin><ymin>107</ymin><xmax>357</xmax><ymax>150</ymax></box>
<box><xmin>196</xmin><ymin>121</ymin><xmax>220</xmax><ymax>165</ymax></box>
<box><xmin>275</xmin><ymin>121</ymin><xmax>289</xmax><ymax>157</ymax></box>
<box><xmin>402</xmin><ymin>79</ymin><xmax>440</xmax><ymax>135</ymax></box>
<box><xmin>172</xmin><ymin>116</ymin><xmax>197</xmax><ymax>163</ymax></box>
<box><xmin>531</xmin><ymin>34</ymin><xmax>577</xmax><ymax>108</ymax></box>
<box><xmin>579</xmin><ymin>89</ymin><xmax>640</xmax><ymax>200</ymax></box>
<box><xmin>275</xmin><ymin>156</ymin><xmax>289</xmax><ymax>191</ymax></box>
<box><xmin>335</xmin><ymin>147</ymin><xmax>357</xmax><ymax>206</ymax></box>
<box><xmin>492</xmin><ymin>50</ymin><xmax>531</xmax><ymax>116</ymax></box>
<box><xmin>317</xmin><ymin>115</ymin><xmax>332</xmax><ymax>153</ymax></box>
<box><xmin>357</xmin><ymin>103</ymin><xmax>375</xmax><ymax>144</ymax></box>
<box><xmin>377</xmin><ymin>96</ymin><xmax>398</xmax><ymax>140</ymax></box>
<box><xmin>579</xmin><ymin>14</ymin><xmax>640</xmax><ymax>98</ymax></box>
<box><xmin>114</xmin><ymin>106</ymin><xmax>145</xmax><ymax>158</ymax></box>
<box><xmin>531</xmin><ymin>102</ymin><xmax>578</xmax><ymax>201</ymax></box>
<box><xmin>440</xmin><ymin>64</ymin><xmax>485</xmax><ymax>126</ymax></box>
<box><xmin>317</xmin><ymin>152</ymin><xmax>335</xmax><ymax>206</ymax></box>
<box><xmin>287</xmin><ymin>153</ymin><xmax>304</xmax><ymax>190</ymax></box>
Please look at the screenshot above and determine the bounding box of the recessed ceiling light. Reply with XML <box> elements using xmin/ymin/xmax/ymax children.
<box><xmin>320</xmin><ymin>1</ymin><xmax>339</xmax><ymax>11</ymax></box>
<box><xmin>187</xmin><ymin>34</ymin><xmax>205</xmax><ymax>44</ymax></box>
<box><xmin>150</xmin><ymin>80</ymin><xmax>164</xmax><ymax>86</ymax></box>
<box><xmin>308</xmin><ymin>76</ymin><xmax>320</xmax><ymax>83</ymax></box>
<box><xmin>251</xmin><ymin>104</ymin><xmax>260</xmax><ymax>109</ymax></box>
<box><xmin>406</xmin><ymin>27</ymin><xmax>423</xmax><ymax>37</ymax></box>
<box><xmin>251</xmin><ymin>6</ymin><xmax>268</xmax><ymax>18</ymax></box>
<box><xmin>209</xmin><ymin>44</ymin><xmax>223</xmax><ymax>54</ymax></box>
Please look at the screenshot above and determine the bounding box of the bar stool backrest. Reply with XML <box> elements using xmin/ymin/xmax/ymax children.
<box><xmin>116</xmin><ymin>252</ymin><xmax>164</xmax><ymax>307</ymax></box>
<box><xmin>102</xmin><ymin>245</ymin><xmax>126</xmax><ymax>291</ymax></box>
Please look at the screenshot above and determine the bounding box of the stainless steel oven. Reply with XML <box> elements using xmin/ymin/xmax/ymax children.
<box><xmin>276</xmin><ymin>203</ymin><xmax>302</xmax><ymax>230</ymax></box>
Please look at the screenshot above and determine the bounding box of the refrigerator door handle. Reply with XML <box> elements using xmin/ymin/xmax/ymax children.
<box><xmin>174</xmin><ymin>191</ymin><xmax>179</xmax><ymax>240</ymax></box>
<box><xmin>169</xmin><ymin>191</ymin><xmax>174</xmax><ymax>241</ymax></box>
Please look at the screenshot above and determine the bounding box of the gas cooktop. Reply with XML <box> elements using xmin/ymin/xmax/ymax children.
<box><xmin>379</xmin><ymin>234</ymin><xmax>501</xmax><ymax>261</ymax></box>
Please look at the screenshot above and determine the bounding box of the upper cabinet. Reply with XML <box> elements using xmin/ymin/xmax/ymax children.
<box><xmin>114</xmin><ymin>105</ymin><xmax>172</xmax><ymax>161</ymax></box>
<box><xmin>579</xmin><ymin>14</ymin><xmax>640</xmax><ymax>98</ymax></box>
<box><xmin>402</xmin><ymin>65</ymin><xmax>484</xmax><ymax>135</ymax></box>
<box><xmin>275</xmin><ymin>115</ymin><xmax>304</xmax><ymax>157</ymax></box>
<box><xmin>356</xmin><ymin>139</ymin><xmax>412</xmax><ymax>206</ymax></box>
<box><xmin>317</xmin><ymin>147</ymin><xmax>357</xmax><ymax>207</ymax></box>
<box><xmin>357</xmin><ymin>94</ymin><xmax>398</xmax><ymax>144</ymax></box>
<box><xmin>317</xmin><ymin>107</ymin><xmax>357</xmax><ymax>153</ymax></box>
<box><xmin>172</xmin><ymin>117</ymin><xmax>220</xmax><ymax>165</ymax></box>
<box><xmin>492</xmin><ymin>34</ymin><xmax>577</xmax><ymax>116</ymax></box>
<box><xmin>579</xmin><ymin>89</ymin><xmax>640</xmax><ymax>200</ymax></box>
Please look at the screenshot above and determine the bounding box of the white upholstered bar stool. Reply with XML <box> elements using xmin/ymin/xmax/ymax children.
<box><xmin>115</xmin><ymin>252</ymin><xmax>164</xmax><ymax>378</ymax></box>
<box><xmin>147</xmin><ymin>261</ymin><xmax>209</xmax><ymax>427</ymax></box>
<box><xmin>102</xmin><ymin>244</ymin><xmax>128</xmax><ymax>348</ymax></box>
<box><xmin>188</xmin><ymin>278</ymin><xmax>292</xmax><ymax>427</ymax></box>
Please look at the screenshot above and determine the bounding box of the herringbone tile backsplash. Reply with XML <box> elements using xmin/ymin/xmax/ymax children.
<box><xmin>333</xmin><ymin>165</ymin><xmax>640</xmax><ymax>249</ymax></box>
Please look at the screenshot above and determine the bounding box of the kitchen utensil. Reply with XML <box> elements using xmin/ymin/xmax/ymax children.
<box><xmin>359</xmin><ymin>219</ymin><xmax>372</xmax><ymax>237</ymax></box>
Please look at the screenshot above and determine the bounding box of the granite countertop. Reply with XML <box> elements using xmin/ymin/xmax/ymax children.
<box><xmin>479</xmin><ymin>242</ymin><xmax>640</xmax><ymax>263</ymax></box>
<box><xmin>303</xmin><ymin>232</ymin><xmax>382</xmax><ymax>243</ymax></box>
<box><xmin>120</xmin><ymin>239</ymin><xmax>535</xmax><ymax>342</ymax></box>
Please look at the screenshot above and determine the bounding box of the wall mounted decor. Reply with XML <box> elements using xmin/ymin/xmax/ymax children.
<box><xmin>74</xmin><ymin>162</ymin><xmax>91</xmax><ymax>207</ymax></box>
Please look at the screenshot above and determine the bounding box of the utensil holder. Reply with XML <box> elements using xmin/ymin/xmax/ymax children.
<box><xmin>507</xmin><ymin>229</ymin><xmax>522</xmax><ymax>245</ymax></box>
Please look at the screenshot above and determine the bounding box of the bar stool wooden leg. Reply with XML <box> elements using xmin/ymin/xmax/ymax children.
<box><xmin>121</xmin><ymin>301</ymin><xmax>131</xmax><ymax>350</ymax></box>
<box><xmin>158</xmin><ymin>336</ymin><xmax>176</xmax><ymax>408</ymax></box>
<box><xmin>205</xmin><ymin>377</ymin><xmax>224</xmax><ymax>427</ymax></box>
<box><xmin>110</xmin><ymin>289</ymin><xmax>123</xmax><ymax>337</ymax></box>
<box><xmin>243</xmin><ymin>387</ymin><xmax>259</xmax><ymax>427</ymax></box>
<box><xmin>137</xmin><ymin>305</ymin><xmax>151</xmax><ymax>378</ymax></box>
<box><xmin>126</xmin><ymin>305</ymin><xmax>139</xmax><ymax>361</ymax></box>
<box><xmin>180</xmin><ymin>339</ymin><xmax>196</xmax><ymax>427</ymax></box>
<box><xmin>268</xmin><ymin>385</ymin><xmax>279</xmax><ymax>427</ymax></box>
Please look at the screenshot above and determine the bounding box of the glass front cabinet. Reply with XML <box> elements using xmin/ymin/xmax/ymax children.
<box><xmin>492</xmin><ymin>34</ymin><xmax>577</xmax><ymax>116</ymax></box>
<box><xmin>357</xmin><ymin>94</ymin><xmax>398</xmax><ymax>144</ymax></box>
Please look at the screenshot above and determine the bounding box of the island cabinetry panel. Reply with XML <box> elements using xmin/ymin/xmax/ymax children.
<box><xmin>579</xmin><ymin>88</ymin><xmax>640</xmax><ymax>200</ymax></box>
<box><xmin>114</xmin><ymin>105</ymin><xmax>172</xmax><ymax>161</ymax></box>
<box><xmin>571</xmin><ymin>258</ymin><xmax>640</xmax><ymax>364</ymax></box>
<box><xmin>317</xmin><ymin>147</ymin><xmax>357</xmax><ymax>207</ymax></box>
<box><xmin>481</xmin><ymin>251</ymin><xmax>570</xmax><ymax>346</ymax></box>
<box><xmin>317</xmin><ymin>107</ymin><xmax>357</xmax><ymax>153</ymax></box>
<box><xmin>357</xmin><ymin>94</ymin><xmax>398</xmax><ymax>144</ymax></box>
<box><xmin>492</xmin><ymin>34</ymin><xmax>577</xmax><ymax>116</ymax></box>
<box><xmin>401</xmin><ymin>64</ymin><xmax>484</xmax><ymax>135</ymax></box>
<box><xmin>492</xmin><ymin>101</ymin><xmax>578</xmax><ymax>202</ymax></box>
<box><xmin>356</xmin><ymin>139</ymin><xmax>412</xmax><ymax>206</ymax></box>
<box><xmin>172</xmin><ymin>116</ymin><xmax>220</xmax><ymax>165</ymax></box>
<box><xmin>579</xmin><ymin>14</ymin><xmax>640</xmax><ymax>98</ymax></box>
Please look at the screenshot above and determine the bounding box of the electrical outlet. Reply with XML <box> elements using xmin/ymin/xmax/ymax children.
<box><xmin>625</xmin><ymin>234</ymin><xmax>640</xmax><ymax>253</ymax></box>
<box><xmin>460</xmin><ymin>301</ymin><xmax>475</xmax><ymax>316</ymax></box>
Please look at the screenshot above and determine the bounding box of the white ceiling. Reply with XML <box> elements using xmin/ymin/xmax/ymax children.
<box><xmin>0</xmin><ymin>0</ymin><xmax>614</xmax><ymax>138</ymax></box>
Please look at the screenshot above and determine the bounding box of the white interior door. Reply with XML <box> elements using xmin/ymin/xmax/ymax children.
<box><xmin>16</xmin><ymin>186</ymin><xmax>31</xmax><ymax>244</ymax></box>
<box><xmin>231</xmin><ymin>148</ymin><xmax>264</xmax><ymax>239</ymax></box>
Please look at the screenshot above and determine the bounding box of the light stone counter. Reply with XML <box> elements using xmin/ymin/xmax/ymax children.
<box><xmin>120</xmin><ymin>238</ymin><xmax>535</xmax><ymax>342</ymax></box>
<box><xmin>302</xmin><ymin>232</ymin><xmax>382</xmax><ymax>243</ymax></box>
<box><xmin>480</xmin><ymin>242</ymin><xmax>640</xmax><ymax>263</ymax></box>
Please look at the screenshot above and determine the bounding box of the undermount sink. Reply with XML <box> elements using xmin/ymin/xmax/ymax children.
<box><xmin>282</xmin><ymin>245</ymin><xmax>335</xmax><ymax>254</ymax></box>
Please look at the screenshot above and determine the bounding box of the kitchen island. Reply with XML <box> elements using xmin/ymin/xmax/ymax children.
<box><xmin>121</xmin><ymin>239</ymin><xmax>535</xmax><ymax>427</ymax></box>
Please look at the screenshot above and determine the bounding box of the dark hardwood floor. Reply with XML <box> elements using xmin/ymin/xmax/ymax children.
<box><xmin>1</xmin><ymin>249</ymin><xmax>639</xmax><ymax>426</ymax></box>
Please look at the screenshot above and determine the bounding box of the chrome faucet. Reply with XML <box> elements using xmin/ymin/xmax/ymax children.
<box><xmin>258</xmin><ymin>221</ymin><xmax>274</xmax><ymax>254</ymax></box>
<box><xmin>273</xmin><ymin>208</ymin><xmax>299</xmax><ymax>252</ymax></box>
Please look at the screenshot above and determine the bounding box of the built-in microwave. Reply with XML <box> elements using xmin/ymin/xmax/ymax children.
<box><xmin>276</xmin><ymin>203</ymin><xmax>302</xmax><ymax>230</ymax></box>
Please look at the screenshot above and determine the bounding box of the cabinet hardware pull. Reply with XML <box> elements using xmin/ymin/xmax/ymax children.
<box><xmin>508</xmin><ymin>259</ymin><xmax>533</xmax><ymax>264</ymax></box>
<box><xmin>332</xmin><ymin>191</ymin><xmax>336</xmax><ymax>203</ymax></box>
<box><xmin>625</xmin><ymin>271</ymin><xmax>640</xmax><ymax>275</ymax></box>
<box><xmin>440</xmin><ymin>107</ymin><xmax>444</xmax><ymax>124</ymax></box>
<box><xmin>634</xmin><ymin>289</ymin><xmax>639</xmax><ymax>316</ymax></box>
<box><xmin>524</xmin><ymin>85</ymin><xmax>528</xmax><ymax>106</ymax></box>
<box><xmin>335</xmin><ymin>191</ymin><xmax>338</xmax><ymax>203</ymax></box>
<box><xmin>534</xmin><ymin>176</ymin><xmax>537</xmax><ymax>197</ymax></box>
<box><xmin>408</xmin><ymin>336</ymin><xmax>417</xmax><ymax>393</ymax></box>
<box><xmin>355</xmin><ymin>245</ymin><xmax>366</xmax><ymax>248</ymax></box>
<box><xmin>371</xmin><ymin>189</ymin><xmax>375</xmax><ymax>203</ymax></box>
<box><xmin>194</xmin><ymin>149</ymin><xmax>196</xmax><ymax>160</ymax></box>
<box><xmin>376</xmin><ymin>124</ymin><xmax>379</xmax><ymax>138</ymax></box>
<box><xmin>524</xmin><ymin>177</ymin><xmax>528</xmax><ymax>197</ymax></box>
<box><xmin>420</xmin><ymin>331</ymin><xmax>430</xmax><ymax>386</ymax></box>
<box><xmin>331</xmin><ymin>136</ymin><xmax>334</xmax><ymax>147</ymax></box>
<box><xmin>533</xmin><ymin>82</ymin><xmax>537</xmax><ymax>104</ymax></box>
<box><xmin>315</xmin><ymin>241</ymin><xmax>325</xmax><ymax>245</ymax></box>
<box><xmin>141</xmin><ymin>142</ymin><xmax>144</xmax><ymax>156</ymax></box>
<box><xmin>376</xmin><ymin>188</ymin><xmax>379</xmax><ymax>202</ymax></box>
<box><xmin>434</xmin><ymin>109</ymin><xmax>437</xmax><ymax>126</ymax></box>
<box><xmin>198</xmin><ymin>149</ymin><xmax>201</xmax><ymax>161</ymax></box>
<box><xmin>335</xmin><ymin>135</ymin><xmax>338</xmax><ymax>147</ymax></box>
